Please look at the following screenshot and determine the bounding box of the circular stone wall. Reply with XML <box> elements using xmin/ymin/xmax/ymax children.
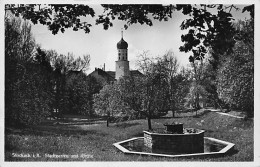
<box><xmin>143</xmin><ymin>128</ymin><xmax>205</xmax><ymax>154</ymax></box>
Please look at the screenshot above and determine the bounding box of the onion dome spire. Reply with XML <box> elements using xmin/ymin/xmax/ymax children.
<box><xmin>117</xmin><ymin>29</ymin><xmax>128</xmax><ymax>49</ymax></box>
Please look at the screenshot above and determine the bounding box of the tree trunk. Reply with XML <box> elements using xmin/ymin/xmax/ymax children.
<box><xmin>147</xmin><ymin>117</ymin><xmax>152</xmax><ymax>130</ymax></box>
<box><xmin>172</xmin><ymin>110</ymin><xmax>175</xmax><ymax>118</ymax></box>
<box><xmin>106</xmin><ymin>112</ymin><xmax>110</xmax><ymax>127</ymax></box>
<box><xmin>195</xmin><ymin>92</ymin><xmax>200</xmax><ymax>116</ymax></box>
<box><xmin>106</xmin><ymin>117</ymin><xmax>109</xmax><ymax>127</ymax></box>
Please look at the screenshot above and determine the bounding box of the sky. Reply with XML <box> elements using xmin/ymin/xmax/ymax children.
<box><xmin>30</xmin><ymin>4</ymin><xmax>251</xmax><ymax>74</ymax></box>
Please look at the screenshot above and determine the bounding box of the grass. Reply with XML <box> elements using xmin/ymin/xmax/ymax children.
<box><xmin>5</xmin><ymin>110</ymin><xmax>253</xmax><ymax>161</ymax></box>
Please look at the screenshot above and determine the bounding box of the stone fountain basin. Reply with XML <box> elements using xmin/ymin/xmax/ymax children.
<box><xmin>144</xmin><ymin>129</ymin><xmax>205</xmax><ymax>154</ymax></box>
<box><xmin>113</xmin><ymin>137</ymin><xmax>235</xmax><ymax>158</ymax></box>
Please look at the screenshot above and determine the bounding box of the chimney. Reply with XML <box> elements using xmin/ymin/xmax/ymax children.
<box><xmin>103</xmin><ymin>63</ymin><xmax>105</xmax><ymax>71</ymax></box>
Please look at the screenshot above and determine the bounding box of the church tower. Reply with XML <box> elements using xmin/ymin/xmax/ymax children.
<box><xmin>115</xmin><ymin>30</ymin><xmax>130</xmax><ymax>80</ymax></box>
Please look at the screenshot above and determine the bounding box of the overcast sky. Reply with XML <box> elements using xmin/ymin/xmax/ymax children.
<box><xmin>30</xmin><ymin>4</ymin><xmax>250</xmax><ymax>74</ymax></box>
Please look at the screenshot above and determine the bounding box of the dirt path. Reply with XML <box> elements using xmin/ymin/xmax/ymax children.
<box><xmin>216</xmin><ymin>112</ymin><xmax>245</xmax><ymax>119</ymax></box>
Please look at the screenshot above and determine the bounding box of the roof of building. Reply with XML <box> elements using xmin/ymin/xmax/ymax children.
<box><xmin>67</xmin><ymin>70</ymin><xmax>82</xmax><ymax>75</ymax></box>
<box><xmin>106</xmin><ymin>70</ymin><xmax>143</xmax><ymax>79</ymax></box>
<box><xmin>130</xmin><ymin>70</ymin><xmax>143</xmax><ymax>77</ymax></box>
<box><xmin>88</xmin><ymin>68</ymin><xmax>116</xmax><ymax>83</ymax></box>
<box><xmin>67</xmin><ymin>70</ymin><xmax>84</xmax><ymax>77</ymax></box>
<box><xmin>117</xmin><ymin>38</ymin><xmax>128</xmax><ymax>49</ymax></box>
<box><xmin>88</xmin><ymin>68</ymin><xmax>143</xmax><ymax>83</ymax></box>
<box><xmin>106</xmin><ymin>71</ymin><xmax>115</xmax><ymax>79</ymax></box>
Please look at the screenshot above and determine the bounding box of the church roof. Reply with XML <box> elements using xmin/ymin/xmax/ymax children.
<box><xmin>106</xmin><ymin>70</ymin><xmax>143</xmax><ymax>78</ymax></box>
<box><xmin>117</xmin><ymin>38</ymin><xmax>128</xmax><ymax>49</ymax></box>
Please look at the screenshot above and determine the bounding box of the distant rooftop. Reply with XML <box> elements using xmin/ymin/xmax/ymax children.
<box><xmin>88</xmin><ymin>68</ymin><xmax>143</xmax><ymax>83</ymax></box>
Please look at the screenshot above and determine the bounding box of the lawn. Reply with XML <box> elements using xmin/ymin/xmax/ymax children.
<box><xmin>5</xmin><ymin>110</ymin><xmax>253</xmax><ymax>161</ymax></box>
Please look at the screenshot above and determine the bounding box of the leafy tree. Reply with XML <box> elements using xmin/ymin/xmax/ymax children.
<box><xmin>5</xmin><ymin>4</ymin><xmax>174</xmax><ymax>34</ymax></box>
<box><xmin>6</xmin><ymin>4</ymin><xmax>251</xmax><ymax>39</ymax></box>
<box><xmin>170</xmin><ymin>68</ymin><xmax>191</xmax><ymax>113</ymax></box>
<box><xmin>216</xmin><ymin>19</ymin><xmax>254</xmax><ymax>117</ymax></box>
<box><xmin>85</xmin><ymin>76</ymin><xmax>103</xmax><ymax>116</ymax></box>
<box><xmin>115</xmin><ymin>76</ymin><xmax>143</xmax><ymax>119</ymax></box>
<box><xmin>5</xmin><ymin>4</ymin><xmax>95</xmax><ymax>34</ymax></box>
<box><xmin>5</xmin><ymin>12</ymin><xmax>95</xmax><ymax>126</ymax></box>
<box><xmin>9</xmin><ymin>63</ymin><xmax>52</xmax><ymax>125</ymax></box>
<box><xmin>64</xmin><ymin>72</ymin><xmax>101</xmax><ymax>116</ymax></box>
<box><xmin>186</xmin><ymin>55</ymin><xmax>207</xmax><ymax>110</ymax></box>
<box><xmin>93</xmin><ymin>51</ymin><xmax>183</xmax><ymax>129</ymax></box>
<box><xmin>44</xmin><ymin>52</ymin><xmax>91</xmax><ymax>117</ymax></box>
<box><xmin>49</xmin><ymin>52</ymin><xmax>90</xmax><ymax>74</ymax></box>
<box><xmin>116</xmin><ymin>51</ymin><xmax>189</xmax><ymax>129</ymax></box>
<box><xmin>5</xmin><ymin>16</ymin><xmax>52</xmax><ymax>126</ymax></box>
<box><xmin>65</xmin><ymin>72</ymin><xmax>87</xmax><ymax>115</ymax></box>
<box><xmin>96</xmin><ymin>5</ymin><xmax>174</xmax><ymax>30</ymax></box>
<box><xmin>178</xmin><ymin>5</ymin><xmax>239</xmax><ymax>69</ymax></box>
<box><xmin>135</xmin><ymin>52</ymin><xmax>175</xmax><ymax>130</ymax></box>
<box><xmin>5</xmin><ymin>16</ymin><xmax>35</xmax><ymax>63</ymax></box>
<box><xmin>185</xmin><ymin>82</ymin><xmax>208</xmax><ymax>114</ymax></box>
<box><xmin>179</xmin><ymin>5</ymin><xmax>254</xmax><ymax>111</ymax></box>
<box><xmin>33</xmin><ymin>47</ymin><xmax>55</xmax><ymax>114</ymax></box>
<box><xmin>150</xmin><ymin>51</ymin><xmax>183</xmax><ymax>117</ymax></box>
<box><xmin>93</xmin><ymin>83</ymin><xmax>128</xmax><ymax>127</ymax></box>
